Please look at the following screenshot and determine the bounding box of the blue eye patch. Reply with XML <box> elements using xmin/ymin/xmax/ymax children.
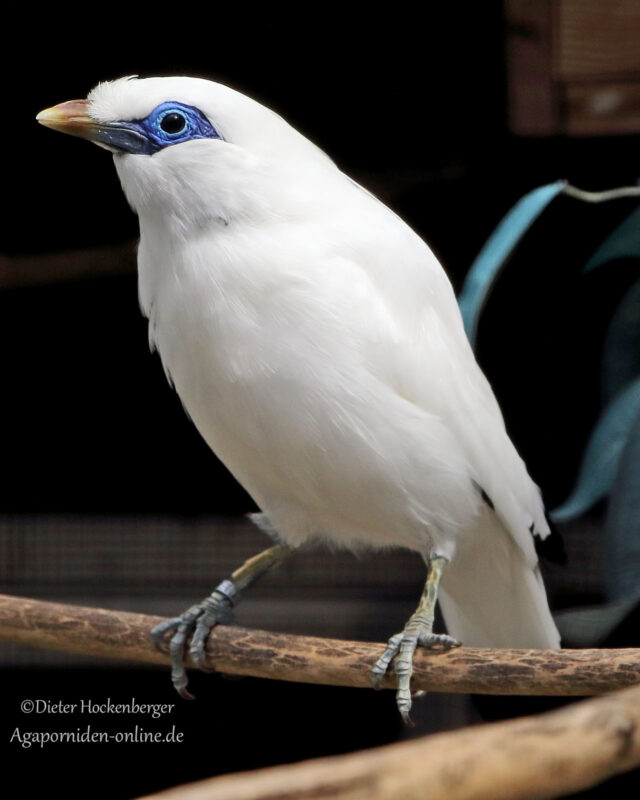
<box><xmin>139</xmin><ymin>102</ymin><xmax>222</xmax><ymax>149</ymax></box>
<box><xmin>96</xmin><ymin>101</ymin><xmax>223</xmax><ymax>155</ymax></box>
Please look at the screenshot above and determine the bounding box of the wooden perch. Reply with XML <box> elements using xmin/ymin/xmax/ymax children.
<box><xmin>134</xmin><ymin>682</ymin><xmax>640</xmax><ymax>800</ymax></box>
<box><xmin>1</xmin><ymin>593</ymin><xmax>640</xmax><ymax>696</ymax></box>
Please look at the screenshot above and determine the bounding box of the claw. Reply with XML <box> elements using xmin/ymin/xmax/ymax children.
<box><xmin>401</xmin><ymin>708</ymin><xmax>415</xmax><ymax>727</ymax></box>
<box><xmin>177</xmin><ymin>684</ymin><xmax>195</xmax><ymax>701</ymax></box>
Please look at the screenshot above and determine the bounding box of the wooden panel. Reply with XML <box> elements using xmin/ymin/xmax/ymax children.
<box><xmin>506</xmin><ymin>0</ymin><xmax>559</xmax><ymax>135</ymax></box>
<box><xmin>506</xmin><ymin>0</ymin><xmax>640</xmax><ymax>136</ymax></box>
<box><xmin>558</xmin><ymin>0</ymin><xmax>640</xmax><ymax>80</ymax></box>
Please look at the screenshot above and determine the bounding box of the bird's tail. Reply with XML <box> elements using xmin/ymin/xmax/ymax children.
<box><xmin>438</xmin><ymin>511</ymin><xmax>561</xmax><ymax>649</ymax></box>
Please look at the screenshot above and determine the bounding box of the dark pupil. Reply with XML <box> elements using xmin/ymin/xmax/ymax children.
<box><xmin>160</xmin><ymin>113</ymin><xmax>186</xmax><ymax>134</ymax></box>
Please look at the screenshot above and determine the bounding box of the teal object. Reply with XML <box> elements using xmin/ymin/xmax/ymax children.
<box><xmin>462</xmin><ymin>181</ymin><xmax>640</xmax><ymax>646</ymax></box>
<box><xmin>554</xmin><ymin>594</ymin><xmax>640</xmax><ymax>647</ymax></box>
<box><xmin>555</xmin><ymin>411</ymin><xmax>640</xmax><ymax>646</ymax></box>
<box><xmin>584</xmin><ymin>206</ymin><xmax>640</xmax><ymax>273</ymax></box>
<box><xmin>601</xmin><ymin>279</ymin><xmax>640</xmax><ymax>403</ymax></box>
<box><xmin>459</xmin><ymin>183</ymin><xmax>640</xmax><ymax>348</ymax></box>
<box><xmin>605</xmin><ymin>408</ymin><xmax>640</xmax><ymax>603</ymax></box>
<box><xmin>458</xmin><ymin>180</ymin><xmax>566</xmax><ymax>346</ymax></box>
<box><xmin>550</xmin><ymin>378</ymin><xmax>640</xmax><ymax>523</ymax></box>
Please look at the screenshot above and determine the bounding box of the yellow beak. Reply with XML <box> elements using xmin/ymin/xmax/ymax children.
<box><xmin>36</xmin><ymin>99</ymin><xmax>97</xmax><ymax>139</ymax></box>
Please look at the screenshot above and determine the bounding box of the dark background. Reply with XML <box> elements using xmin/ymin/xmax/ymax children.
<box><xmin>1</xmin><ymin>6</ymin><xmax>638</xmax><ymax>798</ymax></box>
<box><xmin>4</xmin><ymin>6</ymin><xmax>637</xmax><ymax>514</ymax></box>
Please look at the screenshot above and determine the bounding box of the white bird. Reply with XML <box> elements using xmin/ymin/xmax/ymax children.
<box><xmin>37</xmin><ymin>76</ymin><xmax>560</xmax><ymax>722</ymax></box>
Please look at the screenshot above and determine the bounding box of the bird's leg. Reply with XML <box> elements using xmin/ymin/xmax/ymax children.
<box><xmin>150</xmin><ymin>543</ymin><xmax>293</xmax><ymax>699</ymax></box>
<box><xmin>371</xmin><ymin>554</ymin><xmax>459</xmax><ymax>724</ymax></box>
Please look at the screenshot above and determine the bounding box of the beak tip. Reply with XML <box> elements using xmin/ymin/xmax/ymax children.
<box><xmin>35</xmin><ymin>99</ymin><xmax>93</xmax><ymax>136</ymax></box>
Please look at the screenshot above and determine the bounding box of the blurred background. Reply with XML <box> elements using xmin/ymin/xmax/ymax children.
<box><xmin>1</xmin><ymin>2</ymin><xmax>639</xmax><ymax>798</ymax></box>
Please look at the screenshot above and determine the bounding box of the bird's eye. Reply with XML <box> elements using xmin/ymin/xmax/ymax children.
<box><xmin>159</xmin><ymin>112</ymin><xmax>187</xmax><ymax>135</ymax></box>
<box><xmin>135</xmin><ymin>102</ymin><xmax>221</xmax><ymax>151</ymax></box>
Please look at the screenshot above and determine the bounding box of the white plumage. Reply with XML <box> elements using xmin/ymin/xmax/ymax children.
<box><xmin>39</xmin><ymin>76</ymin><xmax>560</xmax><ymax>716</ymax></box>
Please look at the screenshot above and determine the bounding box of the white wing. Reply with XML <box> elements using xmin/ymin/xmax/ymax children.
<box><xmin>330</xmin><ymin>175</ymin><xmax>549</xmax><ymax>568</ymax></box>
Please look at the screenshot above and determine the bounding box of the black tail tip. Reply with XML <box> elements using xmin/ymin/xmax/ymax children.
<box><xmin>535</xmin><ymin>516</ymin><xmax>568</xmax><ymax>565</ymax></box>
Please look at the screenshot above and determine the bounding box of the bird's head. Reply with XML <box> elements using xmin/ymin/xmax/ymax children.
<box><xmin>37</xmin><ymin>76</ymin><xmax>334</xmax><ymax>232</ymax></box>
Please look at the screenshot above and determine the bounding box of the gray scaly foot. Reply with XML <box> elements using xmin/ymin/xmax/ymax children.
<box><xmin>371</xmin><ymin>628</ymin><xmax>459</xmax><ymax>724</ymax></box>
<box><xmin>150</xmin><ymin>544</ymin><xmax>293</xmax><ymax>700</ymax></box>
<box><xmin>150</xmin><ymin>582</ymin><xmax>235</xmax><ymax>699</ymax></box>
<box><xmin>370</xmin><ymin>555</ymin><xmax>460</xmax><ymax>724</ymax></box>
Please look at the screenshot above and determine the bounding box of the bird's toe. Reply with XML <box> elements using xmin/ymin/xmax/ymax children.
<box><xmin>370</xmin><ymin>632</ymin><xmax>404</xmax><ymax>688</ymax></box>
<box><xmin>188</xmin><ymin>599</ymin><xmax>230</xmax><ymax>671</ymax></box>
<box><xmin>418</xmin><ymin>632</ymin><xmax>460</xmax><ymax>650</ymax></box>
<box><xmin>150</xmin><ymin>616</ymin><xmax>182</xmax><ymax>653</ymax></box>
<box><xmin>392</xmin><ymin>633</ymin><xmax>421</xmax><ymax>725</ymax></box>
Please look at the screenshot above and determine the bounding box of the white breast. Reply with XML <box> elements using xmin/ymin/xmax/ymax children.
<box><xmin>135</xmin><ymin>191</ymin><xmax>481</xmax><ymax>556</ymax></box>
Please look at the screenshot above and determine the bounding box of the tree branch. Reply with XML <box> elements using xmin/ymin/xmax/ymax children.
<box><xmin>134</xmin><ymin>683</ymin><xmax>640</xmax><ymax>800</ymax></box>
<box><xmin>1</xmin><ymin>593</ymin><xmax>640</xmax><ymax>695</ymax></box>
